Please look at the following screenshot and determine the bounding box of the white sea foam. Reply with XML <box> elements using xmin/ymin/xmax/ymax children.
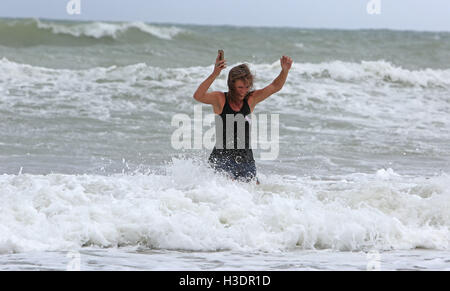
<box><xmin>252</xmin><ymin>60</ymin><xmax>450</xmax><ymax>88</ymax></box>
<box><xmin>2</xmin><ymin>57</ymin><xmax>449</xmax><ymax>133</ymax></box>
<box><xmin>0</xmin><ymin>158</ymin><xmax>448</xmax><ymax>254</ymax></box>
<box><xmin>4</xmin><ymin>57</ymin><xmax>450</xmax><ymax>87</ymax></box>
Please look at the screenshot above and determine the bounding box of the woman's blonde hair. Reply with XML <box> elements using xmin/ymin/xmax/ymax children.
<box><xmin>227</xmin><ymin>64</ymin><xmax>254</xmax><ymax>102</ymax></box>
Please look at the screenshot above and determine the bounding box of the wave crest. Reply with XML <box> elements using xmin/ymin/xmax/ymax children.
<box><xmin>34</xmin><ymin>19</ymin><xmax>184</xmax><ymax>40</ymax></box>
<box><xmin>0</xmin><ymin>18</ymin><xmax>185</xmax><ymax>47</ymax></box>
<box><xmin>249</xmin><ymin>60</ymin><xmax>450</xmax><ymax>88</ymax></box>
<box><xmin>0</xmin><ymin>160</ymin><xmax>448</xmax><ymax>254</ymax></box>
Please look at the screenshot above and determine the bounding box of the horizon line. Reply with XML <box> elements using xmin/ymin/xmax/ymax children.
<box><xmin>1</xmin><ymin>16</ymin><xmax>450</xmax><ymax>34</ymax></box>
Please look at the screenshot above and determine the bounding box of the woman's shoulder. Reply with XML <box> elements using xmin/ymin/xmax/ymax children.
<box><xmin>206</xmin><ymin>91</ymin><xmax>226</xmax><ymax>103</ymax></box>
<box><xmin>211</xmin><ymin>91</ymin><xmax>226</xmax><ymax>114</ymax></box>
<box><xmin>246</xmin><ymin>90</ymin><xmax>257</xmax><ymax>112</ymax></box>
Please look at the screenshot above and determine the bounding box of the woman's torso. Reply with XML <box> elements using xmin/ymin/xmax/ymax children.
<box><xmin>211</xmin><ymin>92</ymin><xmax>254</xmax><ymax>155</ymax></box>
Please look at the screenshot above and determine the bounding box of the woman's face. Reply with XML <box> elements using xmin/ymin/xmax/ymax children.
<box><xmin>234</xmin><ymin>79</ymin><xmax>250</xmax><ymax>100</ymax></box>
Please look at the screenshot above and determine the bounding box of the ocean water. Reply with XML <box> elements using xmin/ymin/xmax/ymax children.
<box><xmin>0</xmin><ymin>18</ymin><xmax>449</xmax><ymax>271</ymax></box>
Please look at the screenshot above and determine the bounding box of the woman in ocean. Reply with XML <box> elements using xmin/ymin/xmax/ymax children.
<box><xmin>193</xmin><ymin>52</ymin><xmax>292</xmax><ymax>183</ymax></box>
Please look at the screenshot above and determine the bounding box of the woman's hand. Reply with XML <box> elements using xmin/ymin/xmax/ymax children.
<box><xmin>280</xmin><ymin>55</ymin><xmax>293</xmax><ymax>72</ymax></box>
<box><xmin>213</xmin><ymin>52</ymin><xmax>227</xmax><ymax>76</ymax></box>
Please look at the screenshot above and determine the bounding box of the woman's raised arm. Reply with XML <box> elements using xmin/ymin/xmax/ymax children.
<box><xmin>249</xmin><ymin>56</ymin><xmax>292</xmax><ymax>107</ymax></box>
<box><xmin>193</xmin><ymin>52</ymin><xmax>227</xmax><ymax>105</ymax></box>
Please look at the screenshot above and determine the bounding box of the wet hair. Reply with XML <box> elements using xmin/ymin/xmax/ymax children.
<box><xmin>227</xmin><ymin>64</ymin><xmax>254</xmax><ymax>103</ymax></box>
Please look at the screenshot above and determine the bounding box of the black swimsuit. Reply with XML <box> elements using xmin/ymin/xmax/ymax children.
<box><xmin>208</xmin><ymin>92</ymin><xmax>257</xmax><ymax>182</ymax></box>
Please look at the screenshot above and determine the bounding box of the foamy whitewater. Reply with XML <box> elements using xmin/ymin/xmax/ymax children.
<box><xmin>0</xmin><ymin>18</ymin><xmax>449</xmax><ymax>270</ymax></box>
